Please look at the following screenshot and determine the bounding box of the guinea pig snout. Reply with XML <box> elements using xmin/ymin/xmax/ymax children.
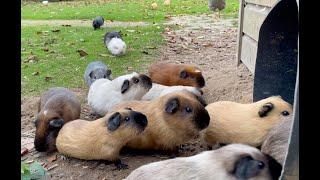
<box><xmin>34</xmin><ymin>136</ymin><xmax>48</xmax><ymax>152</ymax></box>
<box><xmin>197</xmin><ymin>76</ymin><xmax>205</xmax><ymax>88</ymax></box>
<box><xmin>140</xmin><ymin>74</ymin><xmax>153</xmax><ymax>89</ymax></box>
<box><xmin>132</xmin><ymin>112</ymin><xmax>148</xmax><ymax>129</ymax></box>
<box><xmin>194</xmin><ymin>108</ymin><xmax>210</xmax><ymax>130</ymax></box>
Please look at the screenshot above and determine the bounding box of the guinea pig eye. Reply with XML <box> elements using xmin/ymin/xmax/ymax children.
<box><xmin>103</xmin><ymin>75</ymin><xmax>107</xmax><ymax>78</ymax></box>
<box><xmin>185</xmin><ymin>107</ymin><xmax>192</xmax><ymax>113</ymax></box>
<box><xmin>125</xmin><ymin>116</ymin><xmax>130</xmax><ymax>122</ymax></box>
<box><xmin>281</xmin><ymin>111</ymin><xmax>289</xmax><ymax>116</ymax></box>
<box><xmin>134</xmin><ymin>78</ymin><xmax>139</xmax><ymax>84</ymax></box>
<box><xmin>257</xmin><ymin>162</ymin><xmax>265</xmax><ymax>169</ymax></box>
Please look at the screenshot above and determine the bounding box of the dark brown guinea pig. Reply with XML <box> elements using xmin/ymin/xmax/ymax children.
<box><xmin>148</xmin><ymin>62</ymin><xmax>205</xmax><ymax>88</ymax></box>
<box><xmin>34</xmin><ymin>87</ymin><xmax>81</xmax><ymax>152</ymax></box>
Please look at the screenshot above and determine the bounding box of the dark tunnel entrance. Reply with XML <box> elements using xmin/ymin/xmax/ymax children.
<box><xmin>253</xmin><ymin>0</ymin><xmax>298</xmax><ymax>105</ymax></box>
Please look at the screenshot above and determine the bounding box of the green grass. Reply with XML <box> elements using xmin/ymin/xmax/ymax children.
<box><xmin>22</xmin><ymin>0</ymin><xmax>239</xmax><ymax>22</ymax></box>
<box><xmin>21</xmin><ymin>25</ymin><xmax>165</xmax><ymax>96</ymax></box>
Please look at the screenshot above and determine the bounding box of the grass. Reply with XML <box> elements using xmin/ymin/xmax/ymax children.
<box><xmin>21</xmin><ymin>25</ymin><xmax>165</xmax><ymax>96</ymax></box>
<box><xmin>22</xmin><ymin>0</ymin><xmax>239</xmax><ymax>22</ymax></box>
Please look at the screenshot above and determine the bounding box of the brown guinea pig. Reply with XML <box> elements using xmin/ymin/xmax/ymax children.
<box><xmin>34</xmin><ymin>87</ymin><xmax>81</xmax><ymax>152</ymax></box>
<box><xmin>261</xmin><ymin>115</ymin><xmax>293</xmax><ymax>166</ymax></box>
<box><xmin>111</xmin><ymin>91</ymin><xmax>210</xmax><ymax>151</ymax></box>
<box><xmin>56</xmin><ymin>108</ymin><xmax>148</xmax><ymax>169</ymax></box>
<box><xmin>148</xmin><ymin>62</ymin><xmax>205</xmax><ymax>88</ymax></box>
<box><xmin>201</xmin><ymin>96</ymin><xmax>293</xmax><ymax>147</ymax></box>
<box><xmin>125</xmin><ymin>144</ymin><xmax>282</xmax><ymax>180</ymax></box>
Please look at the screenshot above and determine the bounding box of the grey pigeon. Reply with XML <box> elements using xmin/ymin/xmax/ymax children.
<box><xmin>93</xmin><ymin>16</ymin><xmax>104</xmax><ymax>30</ymax></box>
<box><xmin>84</xmin><ymin>61</ymin><xmax>112</xmax><ymax>87</ymax></box>
<box><xmin>208</xmin><ymin>0</ymin><xmax>226</xmax><ymax>18</ymax></box>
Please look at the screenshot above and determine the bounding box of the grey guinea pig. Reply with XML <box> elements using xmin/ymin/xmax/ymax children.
<box><xmin>104</xmin><ymin>31</ymin><xmax>122</xmax><ymax>46</ymax></box>
<box><xmin>261</xmin><ymin>115</ymin><xmax>293</xmax><ymax>166</ymax></box>
<box><xmin>84</xmin><ymin>61</ymin><xmax>112</xmax><ymax>87</ymax></box>
<box><xmin>93</xmin><ymin>16</ymin><xmax>104</xmax><ymax>30</ymax></box>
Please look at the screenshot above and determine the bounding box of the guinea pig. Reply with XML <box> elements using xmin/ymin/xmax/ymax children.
<box><xmin>34</xmin><ymin>87</ymin><xmax>81</xmax><ymax>152</ymax></box>
<box><xmin>111</xmin><ymin>91</ymin><xmax>210</xmax><ymax>151</ymax></box>
<box><xmin>261</xmin><ymin>115</ymin><xmax>293</xmax><ymax>166</ymax></box>
<box><xmin>84</xmin><ymin>61</ymin><xmax>112</xmax><ymax>87</ymax></box>
<box><xmin>148</xmin><ymin>62</ymin><xmax>205</xmax><ymax>88</ymax></box>
<box><xmin>125</xmin><ymin>144</ymin><xmax>281</xmax><ymax>180</ymax></box>
<box><xmin>141</xmin><ymin>83</ymin><xmax>203</xmax><ymax>101</ymax></box>
<box><xmin>92</xmin><ymin>16</ymin><xmax>104</xmax><ymax>30</ymax></box>
<box><xmin>56</xmin><ymin>108</ymin><xmax>148</xmax><ymax>169</ymax></box>
<box><xmin>87</xmin><ymin>72</ymin><xmax>152</xmax><ymax>117</ymax></box>
<box><xmin>104</xmin><ymin>31</ymin><xmax>126</xmax><ymax>56</ymax></box>
<box><xmin>201</xmin><ymin>96</ymin><xmax>293</xmax><ymax>147</ymax></box>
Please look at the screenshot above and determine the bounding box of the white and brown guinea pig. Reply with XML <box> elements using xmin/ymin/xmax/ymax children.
<box><xmin>56</xmin><ymin>108</ymin><xmax>148</xmax><ymax>169</ymax></box>
<box><xmin>261</xmin><ymin>115</ymin><xmax>293</xmax><ymax>166</ymax></box>
<box><xmin>111</xmin><ymin>91</ymin><xmax>210</xmax><ymax>151</ymax></box>
<box><xmin>125</xmin><ymin>144</ymin><xmax>282</xmax><ymax>180</ymax></box>
<box><xmin>201</xmin><ymin>96</ymin><xmax>293</xmax><ymax>147</ymax></box>
<box><xmin>148</xmin><ymin>62</ymin><xmax>205</xmax><ymax>88</ymax></box>
<box><xmin>34</xmin><ymin>87</ymin><xmax>81</xmax><ymax>152</ymax></box>
<box><xmin>87</xmin><ymin>72</ymin><xmax>152</xmax><ymax>117</ymax></box>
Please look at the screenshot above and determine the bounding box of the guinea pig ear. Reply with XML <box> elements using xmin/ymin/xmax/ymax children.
<box><xmin>125</xmin><ymin>107</ymin><xmax>132</xmax><ymax>111</ymax></box>
<box><xmin>121</xmin><ymin>79</ymin><xmax>130</xmax><ymax>94</ymax></box>
<box><xmin>165</xmin><ymin>98</ymin><xmax>180</xmax><ymax>114</ymax></box>
<box><xmin>49</xmin><ymin>119</ymin><xmax>64</xmax><ymax>128</ymax></box>
<box><xmin>89</xmin><ymin>71</ymin><xmax>95</xmax><ymax>79</ymax></box>
<box><xmin>106</xmin><ymin>69</ymin><xmax>112</xmax><ymax>75</ymax></box>
<box><xmin>233</xmin><ymin>156</ymin><xmax>265</xmax><ymax>179</ymax></box>
<box><xmin>180</xmin><ymin>70</ymin><xmax>188</xmax><ymax>79</ymax></box>
<box><xmin>258</xmin><ymin>102</ymin><xmax>274</xmax><ymax>117</ymax></box>
<box><xmin>107</xmin><ymin>112</ymin><xmax>121</xmax><ymax>132</ymax></box>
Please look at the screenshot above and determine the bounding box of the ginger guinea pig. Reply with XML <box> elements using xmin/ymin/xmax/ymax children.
<box><xmin>56</xmin><ymin>108</ymin><xmax>148</xmax><ymax>169</ymax></box>
<box><xmin>125</xmin><ymin>144</ymin><xmax>281</xmax><ymax>180</ymax></box>
<box><xmin>201</xmin><ymin>96</ymin><xmax>292</xmax><ymax>147</ymax></box>
<box><xmin>261</xmin><ymin>115</ymin><xmax>293</xmax><ymax>166</ymax></box>
<box><xmin>111</xmin><ymin>91</ymin><xmax>210</xmax><ymax>151</ymax></box>
<box><xmin>88</xmin><ymin>72</ymin><xmax>152</xmax><ymax>116</ymax></box>
<box><xmin>34</xmin><ymin>87</ymin><xmax>81</xmax><ymax>152</ymax></box>
<box><xmin>148</xmin><ymin>62</ymin><xmax>205</xmax><ymax>88</ymax></box>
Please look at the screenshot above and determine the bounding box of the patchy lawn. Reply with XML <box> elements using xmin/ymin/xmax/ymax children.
<box><xmin>21</xmin><ymin>25</ymin><xmax>165</xmax><ymax>96</ymax></box>
<box><xmin>22</xmin><ymin>0</ymin><xmax>239</xmax><ymax>22</ymax></box>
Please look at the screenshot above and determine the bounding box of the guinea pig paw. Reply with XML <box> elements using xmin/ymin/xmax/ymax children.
<box><xmin>114</xmin><ymin>160</ymin><xmax>128</xmax><ymax>170</ymax></box>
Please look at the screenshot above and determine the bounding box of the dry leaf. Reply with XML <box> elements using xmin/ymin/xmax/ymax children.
<box><xmin>127</xmin><ymin>66</ymin><xmax>133</xmax><ymax>71</ymax></box>
<box><xmin>77</xmin><ymin>49</ymin><xmax>88</xmax><ymax>57</ymax></box>
<box><xmin>45</xmin><ymin>76</ymin><xmax>53</xmax><ymax>81</ymax></box>
<box><xmin>47</xmin><ymin>164</ymin><xmax>59</xmax><ymax>171</ymax></box>
<box><xmin>47</xmin><ymin>155</ymin><xmax>57</xmax><ymax>163</ymax></box>
<box><xmin>32</xmin><ymin>72</ymin><xmax>39</xmax><ymax>76</ymax></box>
<box><xmin>51</xmin><ymin>29</ymin><xmax>60</xmax><ymax>33</ymax></box>
<box><xmin>146</xmin><ymin>46</ymin><xmax>156</xmax><ymax>49</ymax></box>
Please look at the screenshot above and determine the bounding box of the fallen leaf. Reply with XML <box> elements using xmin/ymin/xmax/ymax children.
<box><xmin>32</xmin><ymin>72</ymin><xmax>39</xmax><ymax>76</ymax></box>
<box><xmin>21</xmin><ymin>148</ymin><xmax>28</xmax><ymax>156</ymax></box>
<box><xmin>126</xmin><ymin>30</ymin><xmax>135</xmax><ymax>33</ymax></box>
<box><xmin>77</xmin><ymin>49</ymin><xmax>88</xmax><ymax>57</ymax></box>
<box><xmin>47</xmin><ymin>155</ymin><xmax>57</xmax><ymax>163</ymax></box>
<box><xmin>99</xmin><ymin>54</ymin><xmax>108</xmax><ymax>57</ymax></box>
<box><xmin>141</xmin><ymin>50</ymin><xmax>149</xmax><ymax>54</ymax></box>
<box><xmin>47</xmin><ymin>164</ymin><xmax>58</xmax><ymax>171</ymax></box>
<box><xmin>127</xmin><ymin>66</ymin><xmax>133</xmax><ymax>71</ymax></box>
<box><xmin>203</xmin><ymin>43</ymin><xmax>213</xmax><ymax>47</ymax></box>
<box><xmin>44</xmin><ymin>76</ymin><xmax>53</xmax><ymax>81</ymax></box>
<box><xmin>26</xmin><ymin>160</ymin><xmax>34</xmax><ymax>164</ymax></box>
<box><xmin>51</xmin><ymin>29</ymin><xmax>60</xmax><ymax>33</ymax></box>
<box><xmin>146</xmin><ymin>46</ymin><xmax>156</xmax><ymax>49</ymax></box>
<box><xmin>196</xmin><ymin>36</ymin><xmax>205</xmax><ymax>39</ymax></box>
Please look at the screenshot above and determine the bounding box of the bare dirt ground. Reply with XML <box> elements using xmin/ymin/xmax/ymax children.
<box><xmin>21</xmin><ymin>14</ymin><xmax>253</xmax><ymax>179</ymax></box>
<box><xmin>21</xmin><ymin>19</ymin><xmax>149</xmax><ymax>27</ymax></box>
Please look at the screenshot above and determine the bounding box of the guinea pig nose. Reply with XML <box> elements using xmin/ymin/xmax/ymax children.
<box><xmin>197</xmin><ymin>77</ymin><xmax>205</xmax><ymax>88</ymax></box>
<box><xmin>133</xmin><ymin>112</ymin><xmax>148</xmax><ymax>127</ymax></box>
<box><xmin>34</xmin><ymin>140</ymin><xmax>47</xmax><ymax>152</ymax></box>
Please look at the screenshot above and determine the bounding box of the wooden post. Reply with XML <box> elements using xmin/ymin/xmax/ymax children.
<box><xmin>236</xmin><ymin>0</ymin><xmax>245</xmax><ymax>66</ymax></box>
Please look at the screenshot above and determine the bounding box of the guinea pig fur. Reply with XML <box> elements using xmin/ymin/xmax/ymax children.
<box><xmin>111</xmin><ymin>91</ymin><xmax>210</xmax><ymax>151</ymax></box>
<box><xmin>141</xmin><ymin>83</ymin><xmax>203</xmax><ymax>101</ymax></box>
<box><xmin>261</xmin><ymin>115</ymin><xmax>293</xmax><ymax>166</ymax></box>
<box><xmin>87</xmin><ymin>72</ymin><xmax>152</xmax><ymax>117</ymax></box>
<box><xmin>92</xmin><ymin>16</ymin><xmax>104</xmax><ymax>30</ymax></box>
<box><xmin>84</xmin><ymin>61</ymin><xmax>112</xmax><ymax>87</ymax></box>
<box><xmin>125</xmin><ymin>144</ymin><xmax>280</xmax><ymax>180</ymax></box>
<box><xmin>34</xmin><ymin>87</ymin><xmax>81</xmax><ymax>152</ymax></box>
<box><xmin>201</xmin><ymin>96</ymin><xmax>293</xmax><ymax>147</ymax></box>
<box><xmin>104</xmin><ymin>31</ymin><xmax>126</xmax><ymax>56</ymax></box>
<box><xmin>56</xmin><ymin>108</ymin><xmax>148</xmax><ymax>169</ymax></box>
<box><xmin>148</xmin><ymin>62</ymin><xmax>205</xmax><ymax>88</ymax></box>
